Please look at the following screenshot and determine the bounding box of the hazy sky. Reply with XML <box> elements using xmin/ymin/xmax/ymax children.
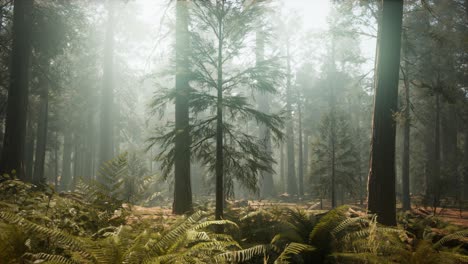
<box><xmin>129</xmin><ymin>0</ymin><xmax>375</xmax><ymax>75</ymax></box>
<box><xmin>135</xmin><ymin>0</ymin><xmax>331</xmax><ymax>29</ymax></box>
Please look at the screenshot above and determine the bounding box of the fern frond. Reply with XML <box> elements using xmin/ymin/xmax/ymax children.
<box><xmin>22</xmin><ymin>252</ymin><xmax>80</xmax><ymax>264</ymax></box>
<box><xmin>216</xmin><ymin>244</ymin><xmax>271</xmax><ymax>263</ymax></box>
<box><xmin>0</xmin><ymin>212</ymin><xmax>95</xmax><ymax>262</ymax></box>
<box><xmin>331</xmin><ymin>216</ymin><xmax>369</xmax><ymax>238</ymax></box>
<box><xmin>433</xmin><ymin>230</ymin><xmax>468</xmax><ymax>249</ymax></box>
<box><xmin>148</xmin><ymin>211</ymin><xmax>205</xmax><ymax>254</ymax></box>
<box><xmin>274</xmin><ymin>242</ymin><xmax>315</xmax><ymax>263</ymax></box>
<box><xmin>192</xmin><ymin>219</ymin><xmax>239</xmax><ymax>231</ymax></box>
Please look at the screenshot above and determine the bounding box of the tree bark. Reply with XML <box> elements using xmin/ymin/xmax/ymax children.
<box><xmin>432</xmin><ymin>93</ymin><xmax>441</xmax><ymax>210</ymax></box>
<box><xmin>215</xmin><ymin>0</ymin><xmax>224</xmax><ymax>221</ymax></box>
<box><xmin>280</xmin><ymin>141</ymin><xmax>285</xmax><ymax>193</ymax></box>
<box><xmin>0</xmin><ymin>0</ymin><xmax>33</xmax><ymax>179</ymax></box>
<box><xmin>463</xmin><ymin>127</ymin><xmax>468</xmax><ymax>200</ymax></box>
<box><xmin>298</xmin><ymin>98</ymin><xmax>304</xmax><ymax>197</ymax></box>
<box><xmin>24</xmin><ymin>116</ymin><xmax>35</xmax><ymax>182</ymax></box>
<box><xmin>61</xmin><ymin>131</ymin><xmax>72</xmax><ymax>191</ymax></box>
<box><xmin>98</xmin><ymin>0</ymin><xmax>116</xmax><ymax>169</ymax></box>
<box><xmin>367</xmin><ymin>0</ymin><xmax>403</xmax><ymax>226</ymax></box>
<box><xmin>256</xmin><ymin>30</ymin><xmax>274</xmax><ymax>198</ymax></box>
<box><xmin>173</xmin><ymin>0</ymin><xmax>193</xmax><ymax>214</ymax></box>
<box><xmin>32</xmin><ymin>73</ymin><xmax>49</xmax><ymax>185</ymax></box>
<box><xmin>303</xmin><ymin>133</ymin><xmax>309</xmax><ymax>193</ymax></box>
<box><xmin>401</xmin><ymin>33</ymin><xmax>411</xmax><ymax>211</ymax></box>
<box><xmin>285</xmin><ymin>41</ymin><xmax>297</xmax><ymax>195</ymax></box>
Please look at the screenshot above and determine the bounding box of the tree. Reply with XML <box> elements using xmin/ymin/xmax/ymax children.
<box><xmin>150</xmin><ymin>0</ymin><xmax>283</xmax><ymax>221</ymax></box>
<box><xmin>256</xmin><ymin>29</ymin><xmax>274</xmax><ymax>198</ymax></box>
<box><xmin>310</xmin><ymin>111</ymin><xmax>358</xmax><ymax>207</ymax></box>
<box><xmin>285</xmin><ymin>40</ymin><xmax>298</xmax><ymax>195</ymax></box>
<box><xmin>173</xmin><ymin>0</ymin><xmax>193</xmax><ymax>215</ymax></box>
<box><xmin>0</xmin><ymin>0</ymin><xmax>33</xmax><ymax>180</ymax></box>
<box><xmin>99</xmin><ymin>0</ymin><xmax>116</xmax><ymax>168</ymax></box>
<box><xmin>400</xmin><ymin>30</ymin><xmax>411</xmax><ymax>211</ymax></box>
<box><xmin>367</xmin><ymin>0</ymin><xmax>403</xmax><ymax>226</ymax></box>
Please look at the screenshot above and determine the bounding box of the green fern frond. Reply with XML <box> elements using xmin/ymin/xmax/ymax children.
<box><xmin>271</xmin><ymin>230</ymin><xmax>304</xmax><ymax>244</ymax></box>
<box><xmin>216</xmin><ymin>244</ymin><xmax>271</xmax><ymax>263</ymax></box>
<box><xmin>148</xmin><ymin>211</ymin><xmax>205</xmax><ymax>254</ymax></box>
<box><xmin>187</xmin><ymin>230</ymin><xmax>211</xmax><ymax>242</ymax></box>
<box><xmin>433</xmin><ymin>230</ymin><xmax>468</xmax><ymax>249</ymax></box>
<box><xmin>192</xmin><ymin>219</ymin><xmax>239</xmax><ymax>231</ymax></box>
<box><xmin>0</xmin><ymin>212</ymin><xmax>95</xmax><ymax>262</ymax></box>
<box><xmin>331</xmin><ymin>216</ymin><xmax>370</xmax><ymax>238</ymax></box>
<box><xmin>22</xmin><ymin>252</ymin><xmax>80</xmax><ymax>264</ymax></box>
<box><xmin>274</xmin><ymin>242</ymin><xmax>315</xmax><ymax>264</ymax></box>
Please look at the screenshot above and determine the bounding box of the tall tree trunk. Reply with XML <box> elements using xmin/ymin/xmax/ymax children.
<box><xmin>297</xmin><ymin>99</ymin><xmax>304</xmax><ymax>197</ymax></box>
<box><xmin>285</xmin><ymin>41</ymin><xmax>297</xmax><ymax>195</ymax></box>
<box><xmin>33</xmin><ymin>74</ymin><xmax>49</xmax><ymax>185</ymax></box>
<box><xmin>215</xmin><ymin>0</ymin><xmax>224</xmax><ymax>221</ymax></box>
<box><xmin>24</xmin><ymin>117</ymin><xmax>35</xmax><ymax>182</ymax></box>
<box><xmin>173</xmin><ymin>0</ymin><xmax>192</xmax><ymax>214</ymax></box>
<box><xmin>98</xmin><ymin>1</ymin><xmax>116</xmax><ymax>169</ymax></box>
<box><xmin>433</xmin><ymin>93</ymin><xmax>441</xmax><ymax>210</ymax></box>
<box><xmin>367</xmin><ymin>0</ymin><xmax>403</xmax><ymax>226</ymax></box>
<box><xmin>303</xmin><ymin>133</ymin><xmax>309</xmax><ymax>193</ymax></box>
<box><xmin>401</xmin><ymin>33</ymin><xmax>411</xmax><ymax>211</ymax></box>
<box><xmin>463</xmin><ymin>127</ymin><xmax>468</xmax><ymax>200</ymax></box>
<box><xmin>329</xmin><ymin>35</ymin><xmax>337</xmax><ymax>208</ymax></box>
<box><xmin>61</xmin><ymin>131</ymin><xmax>72</xmax><ymax>191</ymax></box>
<box><xmin>54</xmin><ymin>132</ymin><xmax>59</xmax><ymax>189</ymax></box>
<box><xmin>280</xmin><ymin>141</ymin><xmax>285</xmax><ymax>193</ymax></box>
<box><xmin>256</xmin><ymin>30</ymin><xmax>274</xmax><ymax>198</ymax></box>
<box><xmin>441</xmin><ymin>104</ymin><xmax>457</xmax><ymax>196</ymax></box>
<box><xmin>0</xmin><ymin>0</ymin><xmax>33</xmax><ymax>179</ymax></box>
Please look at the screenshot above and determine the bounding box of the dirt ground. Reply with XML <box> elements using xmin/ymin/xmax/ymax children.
<box><xmin>127</xmin><ymin>200</ymin><xmax>468</xmax><ymax>228</ymax></box>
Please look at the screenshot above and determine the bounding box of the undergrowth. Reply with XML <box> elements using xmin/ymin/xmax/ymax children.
<box><xmin>0</xmin><ymin>175</ymin><xmax>467</xmax><ymax>263</ymax></box>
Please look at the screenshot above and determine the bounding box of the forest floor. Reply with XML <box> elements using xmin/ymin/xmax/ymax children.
<box><xmin>127</xmin><ymin>199</ymin><xmax>468</xmax><ymax>228</ymax></box>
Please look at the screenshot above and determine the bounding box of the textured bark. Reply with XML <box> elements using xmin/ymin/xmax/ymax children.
<box><xmin>280</xmin><ymin>141</ymin><xmax>285</xmax><ymax>193</ymax></box>
<box><xmin>297</xmin><ymin>100</ymin><xmax>304</xmax><ymax>197</ymax></box>
<box><xmin>173</xmin><ymin>0</ymin><xmax>193</xmax><ymax>214</ymax></box>
<box><xmin>24</xmin><ymin>117</ymin><xmax>35</xmax><ymax>182</ymax></box>
<box><xmin>256</xmin><ymin>30</ymin><xmax>274</xmax><ymax>198</ymax></box>
<box><xmin>32</xmin><ymin>74</ymin><xmax>49</xmax><ymax>185</ymax></box>
<box><xmin>61</xmin><ymin>132</ymin><xmax>72</xmax><ymax>191</ymax></box>
<box><xmin>329</xmin><ymin>35</ymin><xmax>337</xmax><ymax>208</ymax></box>
<box><xmin>0</xmin><ymin>0</ymin><xmax>33</xmax><ymax>179</ymax></box>
<box><xmin>303</xmin><ymin>133</ymin><xmax>309</xmax><ymax>193</ymax></box>
<box><xmin>285</xmin><ymin>41</ymin><xmax>297</xmax><ymax>195</ymax></box>
<box><xmin>215</xmin><ymin>0</ymin><xmax>224</xmax><ymax>221</ymax></box>
<box><xmin>367</xmin><ymin>0</ymin><xmax>403</xmax><ymax>226</ymax></box>
<box><xmin>432</xmin><ymin>94</ymin><xmax>441</xmax><ymax>209</ymax></box>
<box><xmin>401</xmin><ymin>35</ymin><xmax>411</xmax><ymax>211</ymax></box>
<box><xmin>463</xmin><ymin>128</ymin><xmax>468</xmax><ymax>200</ymax></box>
<box><xmin>98</xmin><ymin>1</ymin><xmax>116</xmax><ymax>168</ymax></box>
<box><xmin>441</xmin><ymin>104</ymin><xmax>458</xmax><ymax>196</ymax></box>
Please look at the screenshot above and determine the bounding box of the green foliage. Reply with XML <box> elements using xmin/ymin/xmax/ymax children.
<box><xmin>310</xmin><ymin>111</ymin><xmax>359</xmax><ymax>201</ymax></box>
<box><xmin>148</xmin><ymin>0</ymin><xmax>284</xmax><ymax>196</ymax></box>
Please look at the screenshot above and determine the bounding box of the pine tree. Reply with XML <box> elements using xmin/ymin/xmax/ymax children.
<box><xmin>367</xmin><ymin>0</ymin><xmax>403</xmax><ymax>226</ymax></box>
<box><xmin>310</xmin><ymin>111</ymin><xmax>358</xmax><ymax>207</ymax></box>
<box><xmin>0</xmin><ymin>0</ymin><xmax>33</xmax><ymax>180</ymax></box>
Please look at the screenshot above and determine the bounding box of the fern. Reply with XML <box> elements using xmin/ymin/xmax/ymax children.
<box><xmin>22</xmin><ymin>252</ymin><xmax>81</xmax><ymax>264</ymax></box>
<box><xmin>0</xmin><ymin>211</ymin><xmax>95</xmax><ymax>262</ymax></box>
<box><xmin>433</xmin><ymin>229</ymin><xmax>468</xmax><ymax>249</ymax></box>
<box><xmin>216</xmin><ymin>244</ymin><xmax>271</xmax><ymax>263</ymax></box>
<box><xmin>274</xmin><ymin>242</ymin><xmax>315</xmax><ymax>264</ymax></box>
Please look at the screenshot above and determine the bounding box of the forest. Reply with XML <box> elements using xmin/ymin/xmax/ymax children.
<box><xmin>0</xmin><ymin>0</ymin><xmax>467</xmax><ymax>263</ymax></box>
